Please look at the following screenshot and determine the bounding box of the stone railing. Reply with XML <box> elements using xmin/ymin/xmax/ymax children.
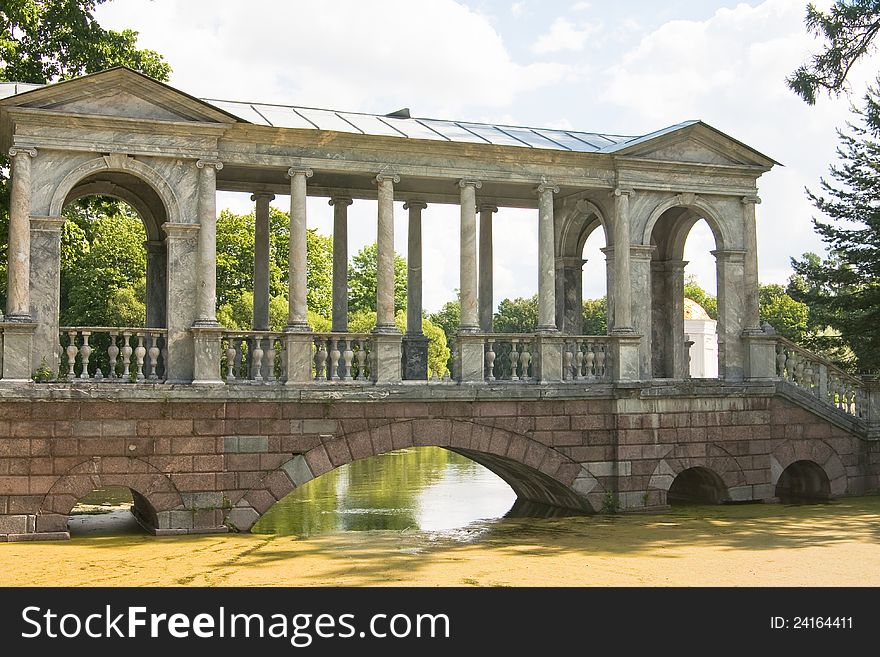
<box><xmin>312</xmin><ymin>333</ymin><xmax>374</xmax><ymax>382</ymax></box>
<box><xmin>775</xmin><ymin>337</ymin><xmax>865</xmax><ymax>419</ymax></box>
<box><xmin>483</xmin><ymin>334</ymin><xmax>536</xmax><ymax>382</ymax></box>
<box><xmin>58</xmin><ymin>327</ymin><xmax>168</xmax><ymax>382</ymax></box>
<box><xmin>562</xmin><ymin>336</ymin><xmax>612</xmax><ymax>381</ymax></box>
<box><xmin>221</xmin><ymin>331</ymin><xmax>286</xmax><ymax>383</ymax></box>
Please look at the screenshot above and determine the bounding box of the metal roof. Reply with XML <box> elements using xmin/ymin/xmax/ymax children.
<box><xmin>203</xmin><ymin>97</ymin><xmax>641</xmax><ymax>153</ymax></box>
<box><xmin>0</xmin><ymin>82</ymin><xmax>45</xmax><ymax>100</ymax></box>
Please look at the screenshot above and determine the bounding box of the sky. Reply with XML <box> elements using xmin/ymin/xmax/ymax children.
<box><xmin>94</xmin><ymin>0</ymin><xmax>879</xmax><ymax>311</ymax></box>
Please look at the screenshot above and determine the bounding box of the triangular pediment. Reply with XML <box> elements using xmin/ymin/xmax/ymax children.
<box><xmin>0</xmin><ymin>67</ymin><xmax>241</xmax><ymax>124</ymax></box>
<box><xmin>612</xmin><ymin>121</ymin><xmax>777</xmax><ymax>169</ymax></box>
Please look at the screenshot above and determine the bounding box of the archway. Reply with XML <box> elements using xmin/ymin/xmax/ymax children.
<box><xmin>775</xmin><ymin>460</ymin><xmax>831</xmax><ymax>503</ymax></box>
<box><xmin>68</xmin><ymin>485</ymin><xmax>154</xmax><ymax>536</ymax></box>
<box><xmin>644</xmin><ymin>200</ymin><xmax>726</xmax><ymax>379</ymax></box>
<box><xmin>667</xmin><ymin>466</ymin><xmax>728</xmax><ymax>505</ymax></box>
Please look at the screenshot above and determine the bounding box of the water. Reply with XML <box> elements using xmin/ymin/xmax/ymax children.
<box><xmin>253</xmin><ymin>447</ymin><xmax>517</xmax><ymax>537</ymax></box>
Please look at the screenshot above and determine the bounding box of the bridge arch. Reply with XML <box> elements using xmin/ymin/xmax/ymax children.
<box><xmin>38</xmin><ymin>457</ymin><xmax>183</xmax><ymax>534</ymax></box>
<box><xmin>225</xmin><ymin>419</ymin><xmax>605</xmax><ymax>532</ymax></box>
<box><xmin>647</xmin><ymin>452</ymin><xmax>746</xmax><ymax>505</ymax></box>
<box><xmin>770</xmin><ymin>439</ymin><xmax>847</xmax><ymax>497</ymax></box>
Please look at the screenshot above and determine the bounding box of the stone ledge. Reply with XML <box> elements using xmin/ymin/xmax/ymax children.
<box><xmin>4</xmin><ymin>531</ymin><xmax>69</xmax><ymax>542</ymax></box>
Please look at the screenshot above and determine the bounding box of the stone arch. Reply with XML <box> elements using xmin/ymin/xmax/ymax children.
<box><xmin>640</xmin><ymin>194</ymin><xmax>728</xmax><ymax>253</ymax></box>
<box><xmin>39</xmin><ymin>456</ymin><xmax>183</xmax><ymax>533</ymax></box>
<box><xmin>49</xmin><ymin>154</ymin><xmax>182</xmax><ymax>226</ymax></box>
<box><xmin>770</xmin><ymin>439</ymin><xmax>847</xmax><ymax>497</ymax></box>
<box><xmin>62</xmin><ymin>180</ymin><xmax>164</xmax><ymax>242</ymax></box>
<box><xmin>648</xmin><ymin>452</ymin><xmax>747</xmax><ymax>504</ymax></box>
<box><xmin>557</xmin><ymin>197</ymin><xmax>609</xmax><ymax>258</ymax></box>
<box><xmin>226</xmin><ymin>419</ymin><xmax>605</xmax><ymax>532</ymax></box>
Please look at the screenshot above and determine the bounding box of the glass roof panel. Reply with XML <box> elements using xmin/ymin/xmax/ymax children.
<box><xmin>382</xmin><ymin>117</ymin><xmax>447</xmax><ymax>140</ymax></box>
<box><xmin>456</xmin><ymin>122</ymin><xmax>528</xmax><ymax>147</ymax></box>
<box><xmin>532</xmin><ymin>129</ymin><xmax>600</xmax><ymax>152</ymax></box>
<box><xmin>417</xmin><ymin>119</ymin><xmax>492</xmax><ymax>143</ymax></box>
<box><xmin>294</xmin><ymin>108</ymin><xmax>362</xmax><ymax>133</ymax></box>
<box><xmin>206</xmin><ymin>100</ymin><xmax>268</xmax><ymax>125</ymax></box>
<box><xmin>337</xmin><ymin>112</ymin><xmax>404</xmax><ymax>137</ymax></box>
<box><xmin>499</xmin><ymin>127</ymin><xmax>566</xmax><ymax>150</ymax></box>
<box><xmin>250</xmin><ymin>104</ymin><xmax>315</xmax><ymax>129</ymax></box>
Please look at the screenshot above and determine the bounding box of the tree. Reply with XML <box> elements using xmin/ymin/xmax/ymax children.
<box><xmin>348</xmin><ymin>243</ymin><xmax>407</xmax><ymax>315</ymax></box>
<box><xmin>683</xmin><ymin>277</ymin><xmax>718</xmax><ymax>319</ymax></box>
<box><xmin>758</xmin><ymin>284</ymin><xmax>809</xmax><ymax>343</ymax></box>
<box><xmin>582</xmin><ymin>297</ymin><xmax>608</xmax><ymax>335</ymax></box>
<box><xmin>787</xmin><ymin>1</ymin><xmax>880</xmax><ymax>104</ymax></box>
<box><xmin>788</xmin><ymin>86</ymin><xmax>880</xmax><ymax>370</ymax></box>
<box><xmin>346</xmin><ymin>310</ymin><xmax>449</xmax><ymax>377</ymax></box>
<box><xmin>493</xmin><ymin>295</ymin><xmax>538</xmax><ymax>333</ymax></box>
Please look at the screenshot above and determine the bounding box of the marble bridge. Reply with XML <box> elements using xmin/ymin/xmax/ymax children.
<box><xmin>0</xmin><ymin>68</ymin><xmax>877</xmax><ymax>540</ymax></box>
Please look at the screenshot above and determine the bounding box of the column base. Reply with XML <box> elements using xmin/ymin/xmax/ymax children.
<box><xmin>402</xmin><ymin>334</ymin><xmax>429</xmax><ymax>380</ymax></box>
<box><xmin>3</xmin><ymin>314</ymin><xmax>33</xmax><ymax>323</ymax></box>
<box><xmin>457</xmin><ymin>333</ymin><xmax>485</xmax><ymax>382</ymax></box>
<box><xmin>373</xmin><ymin>333</ymin><xmax>403</xmax><ymax>383</ymax></box>
<box><xmin>284</xmin><ymin>321</ymin><xmax>311</xmax><ymax>333</ymax></box>
<box><xmin>373</xmin><ymin>324</ymin><xmax>400</xmax><ymax>335</ymax></box>
<box><xmin>191</xmin><ymin>325</ymin><xmax>225</xmax><ymax>385</ymax></box>
<box><xmin>192</xmin><ymin>318</ymin><xmax>221</xmax><ymax>328</ymax></box>
<box><xmin>0</xmin><ymin>322</ymin><xmax>36</xmax><ymax>381</ymax></box>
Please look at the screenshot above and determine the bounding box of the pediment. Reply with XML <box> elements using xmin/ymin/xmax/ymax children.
<box><xmin>613</xmin><ymin>121</ymin><xmax>777</xmax><ymax>169</ymax></box>
<box><xmin>0</xmin><ymin>67</ymin><xmax>240</xmax><ymax>124</ymax></box>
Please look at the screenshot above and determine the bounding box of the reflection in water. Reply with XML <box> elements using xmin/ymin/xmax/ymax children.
<box><xmin>253</xmin><ymin>447</ymin><xmax>518</xmax><ymax>537</ymax></box>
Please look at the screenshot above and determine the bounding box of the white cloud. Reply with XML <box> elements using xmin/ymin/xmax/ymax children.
<box><xmin>95</xmin><ymin>0</ymin><xmax>568</xmax><ymax>117</ymax></box>
<box><xmin>511</xmin><ymin>2</ymin><xmax>526</xmax><ymax>18</ymax></box>
<box><xmin>572</xmin><ymin>1</ymin><xmax>592</xmax><ymax>11</ymax></box>
<box><xmin>531</xmin><ymin>17</ymin><xmax>598</xmax><ymax>54</ymax></box>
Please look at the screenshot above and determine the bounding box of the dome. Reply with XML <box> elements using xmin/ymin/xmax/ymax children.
<box><xmin>684</xmin><ymin>298</ymin><xmax>712</xmax><ymax>320</ymax></box>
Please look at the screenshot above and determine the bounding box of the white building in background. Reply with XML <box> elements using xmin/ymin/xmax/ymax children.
<box><xmin>685</xmin><ymin>298</ymin><xmax>718</xmax><ymax>378</ymax></box>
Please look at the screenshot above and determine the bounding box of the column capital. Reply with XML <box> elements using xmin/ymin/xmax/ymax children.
<box><xmin>29</xmin><ymin>215</ymin><xmax>66</xmax><ymax>232</ymax></box>
<box><xmin>536</xmin><ymin>178</ymin><xmax>559</xmax><ymax>195</ymax></box>
<box><xmin>457</xmin><ymin>178</ymin><xmax>482</xmax><ymax>189</ymax></box>
<box><xmin>375</xmin><ymin>172</ymin><xmax>400</xmax><ymax>184</ymax></box>
<box><xmin>250</xmin><ymin>191</ymin><xmax>275</xmax><ymax>202</ymax></box>
<box><xmin>403</xmin><ymin>200</ymin><xmax>427</xmax><ymax>211</ymax></box>
<box><xmin>329</xmin><ymin>196</ymin><xmax>353</xmax><ymax>207</ymax></box>
<box><xmin>741</xmin><ymin>195</ymin><xmax>761</xmax><ymax>206</ymax></box>
<box><xmin>287</xmin><ymin>167</ymin><xmax>314</xmax><ymax>179</ymax></box>
<box><xmin>711</xmin><ymin>248</ymin><xmax>747</xmax><ymax>263</ymax></box>
<box><xmin>613</xmin><ymin>185</ymin><xmax>635</xmax><ymax>197</ymax></box>
<box><xmin>8</xmin><ymin>146</ymin><xmax>37</xmax><ymax>158</ymax></box>
<box><xmin>196</xmin><ymin>159</ymin><xmax>223</xmax><ymax>171</ymax></box>
<box><xmin>478</xmin><ymin>202</ymin><xmax>499</xmax><ymax>213</ymax></box>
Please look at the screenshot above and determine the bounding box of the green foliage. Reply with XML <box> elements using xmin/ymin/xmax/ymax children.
<box><xmin>307</xmin><ymin>310</ymin><xmax>331</xmax><ymax>333</ymax></box>
<box><xmin>348</xmin><ymin>243</ymin><xmax>407</xmax><ymax>315</ymax></box>
<box><xmin>32</xmin><ymin>357</ymin><xmax>53</xmax><ymax>383</ymax></box>
<box><xmin>758</xmin><ymin>283</ymin><xmax>809</xmax><ymax>343</ymax></box>
<box><xmin>428</xmin><ymin>298</ymin><xmax>460</xmax><ymax>345</ymax></box>
<box><xmin>493</xmin><ymin>295</ymin><xmax>538</xmax><ymax>333</ymax></box>
<box><xmin>582</xmin><ymin>297</ymin><xmax>608</xmax><ymax>335</ymax></box>
<box><xmin>683</xmin><ymin>277</ymin><xmax>718</xmax><ymax>319</ymax></box>
<box><xmin>59</xmin><ymin>203</ymin><xmax>146</xmax><ymax>326</ymax></box>
<box><xmin>787</xmin><ymin>1</ymin><xmax>880</xmax><ymax>104</ymax></box>
<box><xmin>787</xmin><ymin>85</ymin><xmax>880</xmax><ymax>370</ymax></box>
<box><xmin>216</xmin><ymin>291</ymin><xmax>289</xmax><ymax>332</ymax></box>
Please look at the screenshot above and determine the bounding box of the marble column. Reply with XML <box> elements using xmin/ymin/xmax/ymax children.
<box><xmin>714</xmin><ymin>249</ymin><xmax>747</xmax><ymax>381</ymax></box>
<box><xmin>29</xmin><ymin>215</ymin><xmax>65</xmax><ymax>373</ymax></box>
<box><xmin>329</xmin><ymin>196</ymin><xmax>353</xmax><ymax>332</ymax></box>
<box><xmin>404</xmin><ymin>201</ymin><xmax>427</xmax><ymax>335</ymax></box>
<box><xmin>144</xmin><ymin>240</ymin><xmax>167</xmax><ymax>328</ymax></box>
<box><xmin>403</xmin><ymin>200</ymin><xmax>429</xmax><ymax>380</ymax></box>
<box><xmin>650</xmin><ymin>259</ymin><xmax>688</xmax><ymax>378</ymax></box>
<box><xmin>629</xmin><ymin>245</ymin><xmax>655</xmax><ymax>379</ymax></box>
<box><xmin>164</xmin><ymin>223</ymin><xmax>201</xmax><ymax>383</ymax></box>
<box><xmin>478</xmin><ymin>203</ymin><xmax>497</xmax><ymax>332</ymax></box>
<box><xmin>374</xmin><ymin>173</ymin><xmax>400</xmax><ymax>333</ymax></box>
<box><xmin>458</xmin><ymin>179</ymin><xmax>481</xmax><ymax>333</ymax></box>
<box><xmin>611</xmin><ymin>187</ymin><xmax>634</xmax><ymax>332</ymax></box>
<box><xmin>741</xmin><ymin>196</ymin><xmax>761</xmax><ymax>331</ymax></box>
<box><xmin>6</xmin><ymin>147</ymin><xmax>37</xmax><ymax>321</ymax></box>
<box><xmin>286</xmin><ymin>167</ymin><xmax>313</xmax><ymax>331</ymax></box>
<box><xmin>536</xmin><ymin>180</ymin><xmax>559</xmax><ymax>332</ymax></box>
<box><xmin>251</xmin><ymin>192</ymin><xmax>274</xmax><ymax>331</ymax></box>
<box><xmin>193</xmin><ymin>159</ymin><xmax>222</xmax><ymax>327</ymax></box>
<box><xmin>556</xmin><ymin>256</ymin><xmax>585</xmax><ymax>334</ymax></box>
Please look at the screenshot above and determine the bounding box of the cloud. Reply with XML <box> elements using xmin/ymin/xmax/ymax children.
<box><xmin>511</xmin><ymin>2</ymin><xmax>526</xmax><ymax>18</ymax></box>
<box><xmin>95</xmin><ymin>0</ymin><xmax>568</xmax><ymax>117</ymax></box>
<box><xmin>572</xmin><ymin>1</ymin><xmax>592</xmax><ymax>11</ymax></box>
<box><xmin>531</xmin><ymin>17</ymin><xmax>598</xmax><ymax>54</ymax></box>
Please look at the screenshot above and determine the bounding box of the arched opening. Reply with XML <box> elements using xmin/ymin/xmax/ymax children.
<box><xmin>667</xmin><ymin>467</ymin><xmax>727</xmax><ymax>505</ymax></box>
<box><xmin>58</xmin><ymin>171</ymin><xmax>169</xmax><ymax>379</ymax></box>
<box><xmin>647</xmin><ymin>205</ymin><xmax>722</xmax><ymax>379</ymax></box>
<box><xmin>775</xmin><ymin>460</ymin><xmax>831</xmax><ymax>504</ymax></box>
<box><xmin>68</xmin><ymin>485</ymin><xmax>154</xmax><ymax>537</ymax></box>
<box><xmin>252</xmin><ymin>447</ymin><xmax>517</xmax><ymax>537</ymax></box>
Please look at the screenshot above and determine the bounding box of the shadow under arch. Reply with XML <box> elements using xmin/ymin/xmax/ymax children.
<box><xmin>38</xmin><ymin>457</ymin><xmax>184</xmax><ymax>534</ymax></box>
<box><xmin>648</xmin><ymin>453</ymin><xmax>746</xmax><ymax>505</ymax></box>
<box><xmin>770</xmin><ymin>438</ymin><xmax>847</xmax><ymax>498</ymax></box>
<box><xmin>775</xmin><ymin>460</ymin><xmax>831</xmax><ymax>503</ymax></box>
<box><xmin>227</xmin><ymin>419</ymin><xmax>605</xmax><ymax>532</ymax></box>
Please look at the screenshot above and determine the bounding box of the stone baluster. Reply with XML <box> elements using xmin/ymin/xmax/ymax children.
<box><xmin>356</xmin><ymin>339</ymin><xmax>368</xmax><ymax>381</ymax></box>
<box><xmin>563</xmin><ymin>342</ymin><xmax>573</xmax><ymax>381</ymax></box>
<box><xmin>161</xmin><ymin>341</ymin><xmax>169</xmax><ymax>380</ymax></box>
<box><xmin>266</xmin><ymin>340</ymin><xmax>277</xmax><ymax>382</ymax></box>
<box><xmin>78</xmin><ymin>332</ymin><xmax>92</xmax><ymax>379</ymax></box>
<box><xmin>121</xmin><ymin>332</ymin><xmax>133</xmax><ymax>380</ymax></box>
<box><xmin>315</xmin><ymin>339</ymin><xmax>327</xmax><ymax>381</ymax></box>
<box><xmin>252</xmin><ymin>340</ymin><xmax>264</xmax><ymax>382</ymax></box>
<box><xmin>225</xmin><ymin>341</ymin><xmax>237</xmax><ymax>382</ymax></box>
<box><xmin>803</xmin><ymin>360</ymin><xmax>814</xmax><ymax>392</ymax></box>
<box><xmin>584</xmin><ymin>343</ymin><xmax>595</xmax><ymax>378</ymax></box>
<box><xmin>509</xmin><ymin>339</ymin><xmax>520</xmax><ymax>381</ymax></box>
<box><xmin>108</xmin><ymin>331</ymin><xmax>120</xmax><ymax>379</ymax></box>
<box><xmin>794</xmin><ymin>356</ymin><xmax>805</xmax><ymax>388</ymax></box>
<box><xmin>596</xmin><ymin>345</ymin><xmax>607</xmax><ymax>378</ymax></box>
<box><xmin>574</xmin><ymin>342</ymin><xmax>585</xmax><ymax>380</ymax></box>
<box><xmin>65</xmin><ymin>330</ymin><xmax>78</xmax><ymax>380</ymax></box>
<box><xmin>329</xmin><ymin>338</ymin><xmax>341</xmax><ymax>381</ymax></box>
<box><xmin>342</xmin><ymin>338</ymin><xmax>354</xmax><ymax>382</ymax></box>
<box><xmin>486</xmin><ymin>339</ymin><xmax>496</xmax><ymax>382</ymax></box>
<box><xmin>784</xmin><ymin>348</ymin><xmax>797</xmax><ymax>382</ymax></box>
<box><xmin>775</xmin><ymin>343</ymin><xmax>787</xmax><ymax>377</ymax></box>
<box><xmin>520</xmin><ymin>342</ymin><xmax>532</xmax><ymax>381</ymax></box>
<box><xmin>134</xmin><ymin>334</ymin><xmax>146</xmax><ymax>381</ymax></box>
<box><xmin>148</xmin><ymin>334</ymin><xmax>160</xmax><ymax>381</ymax></box>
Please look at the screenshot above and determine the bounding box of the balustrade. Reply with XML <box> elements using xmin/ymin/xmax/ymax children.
<box><xmin>562</xmin><ymin>337</ymin><xmax>612</xmax><ymax>381</ymax></box>
<box><xmin>58</xmin><ymin>328</ymin><xmax>168</xmax><ymax>382</ymax></box>
<box><xmin>775</xmin><ymin>338</ymin><xmax>865</xmax><ymax>419</ymax></box>
<box><xmin>483</xmin><ymin>334</ymin><xmax>535</xmax><ymax>382</ymax></box>
<box><xmin>221</xmin><ymin>332</ymin><xmax>285</xmax><ymax>383</ymax></box>
<box><xmin>312</xmin><ymin>333</ymin><xmax>373</xmax><ymax>382</ymax></box>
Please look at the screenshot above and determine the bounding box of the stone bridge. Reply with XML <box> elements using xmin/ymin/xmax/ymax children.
<box><xmin>0</xmin><ymin>68</ymin><xmax>878</xmax><ymax>540</ymax></box>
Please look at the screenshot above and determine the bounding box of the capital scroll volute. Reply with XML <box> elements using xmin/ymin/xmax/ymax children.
<box><xmin>375</xmin><ymin>172</ymin><xmax>401</xmax><ymax>184</ymax></box>
<box><xmin>536</xmin><ymin>177</ymin><xmax>559</xmax><ymax>195</ymax></box>
<box><xmin>287</xmin><ymin>167</ymin><xmax>314</xmax><ymax>179</ymax></box>
<box><xmin>457</xmin><ymin>178</ymin><xmax>482</xmax><ymax>190</ymax></box>
<box><xmin>741</xmin><ymin>195</ymin><xmax>761</xmax><ymax>206</ymax></box>
<box><xmin>8</xmin><ymin>146</ymin><xmax>37</xmax><ymax>159</ymax></box>
<box><xmin>196</xmin><ymin>159</ymin><xmax>223</xmax><ymax>171</ymax></box>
